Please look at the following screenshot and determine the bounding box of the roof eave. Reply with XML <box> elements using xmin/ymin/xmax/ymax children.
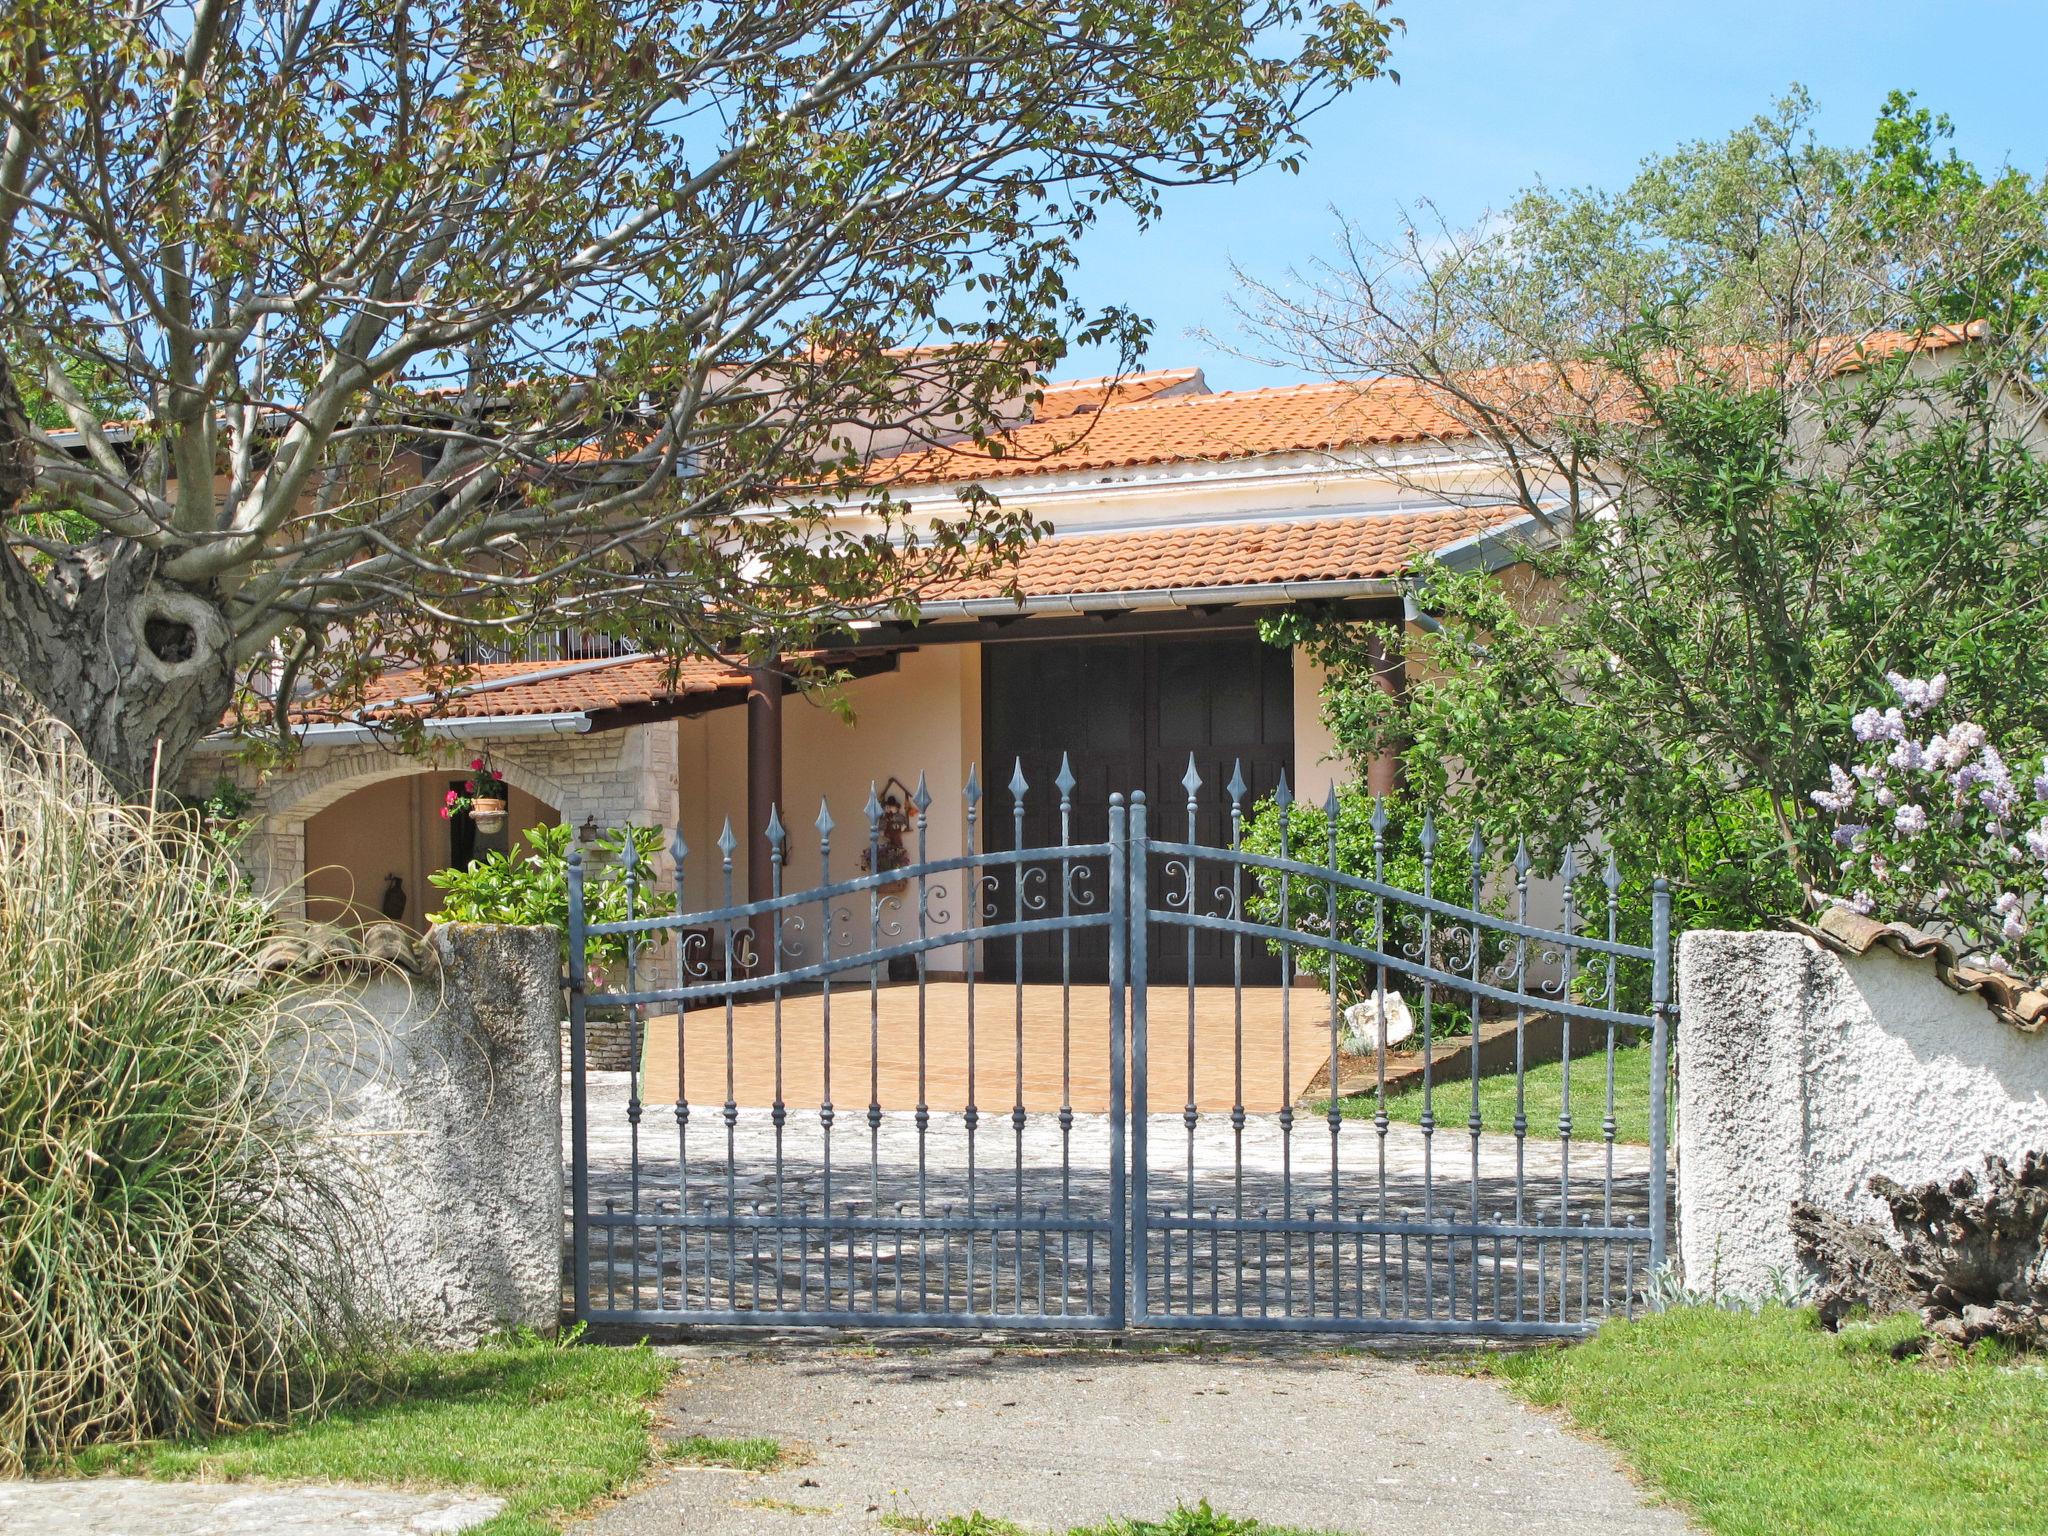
<box><xmin>900</xmin><ymin>576</ymin><xmax>1406</xmax><ymax>623</ymax></box>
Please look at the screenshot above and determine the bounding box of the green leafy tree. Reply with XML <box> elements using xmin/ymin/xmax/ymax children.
<box><xmin>0</xmin><ymin>0</ymin><xmax>1400</xmax><ymax>794</ymax></box>
<box><xmin>1239</xmin><ymin>785</ymin><xmax>1481</xmax><ymax>1032</ymax></box>
<box><xmin>1237</xmin><ymin>95</ymin><xmax>2048</xmax><ymax>932</ymax></box>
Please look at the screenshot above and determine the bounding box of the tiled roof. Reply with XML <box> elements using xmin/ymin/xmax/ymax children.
<box><xmin>929</xmin><ymin>507</ymin><xmax>1522</xmax><ymax>601</ymax></box>
<box><xmin>290</xmin><ymin>653</ymin><xmax>758</xmax><ymax>724</ymax></box>
<box><xmin>1029</xmin><ymin>368</ymin><xmax>1204</xmax><ymax>418</ymax></box>
<box><xmin>360</xmin><ymin>651</ymin><xmax>761</xmax><ymax>720</ymax></box>
<box><xmin>871</xmin><ymin>323</ymin><xmax>1992</xmax><ymax>489</ymax></box>
<box><xmin>878</xmin><ymin>377</ymin><xmax>1471</xmax><ymax>486</ymax></box>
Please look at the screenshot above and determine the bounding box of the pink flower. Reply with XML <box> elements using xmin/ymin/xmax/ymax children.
<box><xmin>471</xmin><ymin>757</ymin><xmax>486</xmax><ymax>771</ymax></box>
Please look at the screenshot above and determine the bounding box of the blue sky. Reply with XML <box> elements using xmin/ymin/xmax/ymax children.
<box><xmin>1057</xmin><ymin>0</ymin><xmax>2048</xmax><ymax>390</ymax></box>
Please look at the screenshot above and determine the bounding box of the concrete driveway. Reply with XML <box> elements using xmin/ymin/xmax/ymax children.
<box><xmin>577</xmin><ymin>1341</ymin><xmax>1692</xmax><ymax>1535</ymax></box>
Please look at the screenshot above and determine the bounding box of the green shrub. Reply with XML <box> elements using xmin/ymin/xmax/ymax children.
<box><xmin>0</xmin><ymin>715</ymin><xmax>362</xmax><ymax>1471</ymax></box>
<box><xmin>1239</xmin><ymin>786</ymin><xmax>1481</xmax><ymax>1034</ymax></box>
<box><xmin>425</xmin><ymin>822</ymin><xmax>674</xmax><ymax>968</ymax></box>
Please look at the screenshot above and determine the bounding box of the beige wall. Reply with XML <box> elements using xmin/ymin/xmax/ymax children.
<box><xmin>303</xmin><ymin>770</ymin><xmax>555</xmax><ymax>932</ymax></box>
<box><xmin>675</xmin><ymin>645</ymin><xmax>984</xmax><ymax>967</ymax></box>
<box><xmin>1290</xmin><ymin>650</ymin><xmax>1345</xmax><ymax>808</ymax></box>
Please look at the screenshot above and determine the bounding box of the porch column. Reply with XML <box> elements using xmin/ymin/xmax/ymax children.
<box><xmin>1365</xmin><ymin>626</ymin><xmax>1407</xmax><ymax>798</ymax></box>
<box><xmin>746</xmin><ymin>656</ymin><xmax>783</xmax><ymax>972</ymax></box>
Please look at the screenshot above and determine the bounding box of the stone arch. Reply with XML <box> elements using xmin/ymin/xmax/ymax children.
<box><xmin>241</xmin><ymin>741</ymin><xmax>577</xmax><ymax>910</ymax></box>
<box><xmin>258</xmin><ymin>742</ymin><xmax>574</xmax><ymax>829</ymax></box>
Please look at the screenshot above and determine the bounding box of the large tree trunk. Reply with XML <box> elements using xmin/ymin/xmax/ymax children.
<box><xmin>0</xmin><ymin>539</ymin><xmax>236</xmax><ymax>798</ymax></box>
<box><xmin>0</xmin><ymin>356</ymin><xmax>235</xmax><ymax>797</ymax></box>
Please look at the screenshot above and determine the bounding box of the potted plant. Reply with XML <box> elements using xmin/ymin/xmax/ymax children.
<box><xmin>442</xmin><ymin>758</ymin><xmax>509</xmax><ymax>834</ymax></box>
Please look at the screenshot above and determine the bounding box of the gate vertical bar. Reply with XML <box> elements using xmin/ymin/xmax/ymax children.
<box><xmin>1648</xmin><ymin>876</ymin><xmax>1672</xmax><ymax>1284</ymax></box>
<box><xmin>1107</xmin><ymin>792</ymin><xmax>1128</xmax><ymax>1330</ymax></box>
<box><xmin>566</xmin><ymin>848</ymin><xmax>591</xmax><ymax>1319</ymax></box>
<box><xmin>1129</xmin><ymin>790</ymin><xmax>1149</xmax><ymax>1325</ymax></box>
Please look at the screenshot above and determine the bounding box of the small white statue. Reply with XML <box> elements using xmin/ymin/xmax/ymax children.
<box><xmin>1341</xmin><ymin>990</ymin><xmax>1415</xmax><ymax>1053</ymax></box>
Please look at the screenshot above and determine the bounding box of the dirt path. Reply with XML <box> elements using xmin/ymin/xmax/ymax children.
<box><xmin>578</xmin><ymin>1342</ymin><xmax>1691</xmax><ymax>1535</ymax></box>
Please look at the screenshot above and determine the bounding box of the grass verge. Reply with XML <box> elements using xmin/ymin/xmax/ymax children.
<box><xmin>671</xmin><ymin>1434</ymin><xmax>788</xmax><ymax>1471</ymax></box>
<box><xmin>72</xmin><ymin>1331</ymin><xmax>672</xmax><ymax>1536</ymax></box>
<box><xmin>1336</xmin><ymin>1040</ymin><xmax>1654</xmax><ymax>1144</ymax></box>
<box><xmin>887</xmin><ymin>1503</ymin><xmax>1337</xmax><ymax>1536</ymax></box>
<box><xmin>1491</xmin><ymin>1305</ymin><xmax>2048</xmax><ymax>1536</ymax></box>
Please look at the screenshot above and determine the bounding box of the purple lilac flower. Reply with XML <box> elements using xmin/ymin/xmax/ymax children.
<box><xmin>1811</xmin><ymin>763</ymin><xmax>1857</xmax><ymax>814</ymax></box>
<box><xmin>1893</xmin><ymin>803</ymin><xmax>1928</xmax><ymax>837</ymax></box>
<box><xmin>1853</xmin><ymin>706</ymin><xmax>1905</xmax><ymax>744</ymax></box>
<box><xmin>1848</xmin><ymin>889</ymin><xmax>1875</xmax><ymax>915</ymax></box>
<box><xmin>1985</xmin><ymin>954</ymin><xmax>2014</xmax><ymax>975</ymax></box>
<box><xmin>1929</xmin><ymin>721</ymin><xmax>1987</xmax><ymax>770</ymax></box>
<box><xmin>2027</xmin><ymin>821</ymin><xmax>2048</xmax><ymax>863</ymax></box>
<box><xmin>1887</xmin><ymin>672</ymin><xmax>1948</xmax><ymax>715</ymax></box>
<box><xmin>2033</xmin><ymin>756</ymin><xmax>2048</xmax><ymax>803</ymax></box>
<box><xmin>1832</xmin><ymin>822</ymin><xmax>1868</xmax><ymax>847</ymax></box>
<box><xmin>1886</xmin><ymin>672</ymin><xmax>1948</xmax><ymax>716</ymax></box>
<box><xmin>1886</xmin><ymin>737</ymin><xmax>1926</xmax><ymax>772</ymax></box>
<box><xmin>1976</xmin><ymin>747</ymin><xmax>2017</xmax><ymax>819</ymax></box>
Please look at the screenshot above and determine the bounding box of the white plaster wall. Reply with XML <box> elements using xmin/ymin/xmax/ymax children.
<box><xmin>299</xmin><ymin>924</ymin><xmax>562</xmax><ymax>1348</ymax></box>
<box><xmin>1678</xmin><ymin>930</ymin><xmax>2048</xmax><ymax>1300</ymax></box>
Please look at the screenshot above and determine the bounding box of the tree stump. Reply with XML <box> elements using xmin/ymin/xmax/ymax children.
<box><xmin>1791</xmin><ymin>1151</ymin><xmax>2048</xmax><ymax>1350</ymax></box>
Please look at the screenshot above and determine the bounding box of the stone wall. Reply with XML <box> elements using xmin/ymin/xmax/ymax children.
<box><xmin>1677</xmin><ymin>929</ymin><xmax>2048</xmax><ymax>1301</ymax></box>
<box><xmin>299</xmin><ymin>923</ymin><xmax>563</xmax><ymax>1347</ymax></box>
<box><xmin>199</xmin><ymin>721</ymin><xmax>677</xmax><ymax>908</ymax></box>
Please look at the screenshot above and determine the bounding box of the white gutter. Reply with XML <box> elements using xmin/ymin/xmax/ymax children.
<box><xmin>196</xmin><ymin>710</ymin><xmax>595</xmax><ymax>751</ymax></box>
<box><xmin>898</xmin><ymin>576</ymin><xmax>1406</xmax><ymax>623</ymax></box>
<box><xmin>1429</xmin><ymin>511</ymin><xmax>1543</xmax><ymax>573</ymax></box>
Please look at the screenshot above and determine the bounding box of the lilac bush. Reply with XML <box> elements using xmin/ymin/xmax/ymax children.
<box><xmin>1810</xmin><ymin>673</ymin><xmax>2048</xmax><ymax>982</ymax></box>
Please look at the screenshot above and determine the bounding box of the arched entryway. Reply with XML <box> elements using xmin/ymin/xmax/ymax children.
<box><xmin>302</xmin><ymin>770</ymin><xmax>560</xmax><ymax>932</ymax></box>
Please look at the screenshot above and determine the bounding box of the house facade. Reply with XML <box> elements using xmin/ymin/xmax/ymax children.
<box><xmin>192</xmin><ymin>364</ymin><xmax>1536</xmax><ymax>967</ymax></box>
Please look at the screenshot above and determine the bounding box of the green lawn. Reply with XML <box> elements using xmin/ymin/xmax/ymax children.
<box><xmin>1492</xmin><ymin>1306</ymin><xmax>2048</xmax><ymax>1536</ymax></box>
<box><xmin>1336</xmin><ymin>1039</ymin><xmax>1657</xmax><ymax>1145</ymax></box>
<box><xmin>75</xmin><ymin>1331</ymin><xmax>673</xmax><ymax>1536</ymax></box>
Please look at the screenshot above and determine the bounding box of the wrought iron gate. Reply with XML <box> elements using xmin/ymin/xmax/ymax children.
<box><xmin>566</xmin><ymin>759</ymin><xmax>1670</xmax><ymax>1337</ymax></box>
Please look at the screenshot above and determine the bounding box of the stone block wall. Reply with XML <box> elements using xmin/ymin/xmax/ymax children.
<box><xmin>1677</xmin><ymin>929</ymin><xmax>2048</xmax><ymax>1301</ymax></box>
<box><xmin>195</xmin><ymin>718</ymin><xmax>682</xmax><ymax>987</ymax></box>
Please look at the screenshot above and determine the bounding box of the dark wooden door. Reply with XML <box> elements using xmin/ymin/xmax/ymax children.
<box><xmin>982</xmin><ymin>630</ymin><xmax>1293</xmax><ymax>984</ymax></box>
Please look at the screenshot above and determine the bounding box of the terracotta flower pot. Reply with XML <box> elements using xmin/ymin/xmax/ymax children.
<box><xmin>469</xmin><ymin>796</ymin><xmax>508</xmax><ymax>834</ymax></box>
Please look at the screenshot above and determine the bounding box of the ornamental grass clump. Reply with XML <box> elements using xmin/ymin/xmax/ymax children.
<box><xmin>0</xmin><ymin>714</ymin><xmax>363</xmax><ymax>1472</ymax></box>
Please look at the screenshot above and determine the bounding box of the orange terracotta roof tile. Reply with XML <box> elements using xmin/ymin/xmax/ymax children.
<box><xmin>1030</xmin><ymin>367</ymin><xmax>1205</xmax><ymax>419</ymax></box>
<box><xmin>354</xmin><ymin>653</ymin><xmax>756</xmax><ymax>720</ymax></box>
<box><xmin>872</xmin><ymin>324</ymin><xmax>1991</xmax><ymax>489</ymax></box>
<box><xmin>879</xmin><ymin>377</ymin><xmax>1471</xmax><ymax>486</ymax></box>
<box><xmin>932</xmin><ymin>507</ymin><xmax>1522</xmax><ymax>601</ymax></box>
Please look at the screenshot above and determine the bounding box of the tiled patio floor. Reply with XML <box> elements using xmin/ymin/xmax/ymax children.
<box><xmin>635</xmin><ymin>982</ymin><xmax>1337</xmax><ymax>1114</ymax></box>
